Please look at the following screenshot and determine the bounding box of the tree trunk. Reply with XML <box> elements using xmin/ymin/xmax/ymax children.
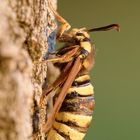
<box><xmin>0</xmin><ymin>0</ymin><xmax>57</xmax><ymax>140</ymax></box>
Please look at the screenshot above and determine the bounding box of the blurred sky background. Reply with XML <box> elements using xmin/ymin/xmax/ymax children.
<box><xmin>58</xmin><ymin>0</ymin><xmax>140</xmax><ymax>140</ymax></box>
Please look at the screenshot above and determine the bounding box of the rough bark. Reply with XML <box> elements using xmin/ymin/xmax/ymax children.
<box><xmin>0</xmin><ymin>0</ymin><xmax>57</xmax><ymax>140</ymax></box>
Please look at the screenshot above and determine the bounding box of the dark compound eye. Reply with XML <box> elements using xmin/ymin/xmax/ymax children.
<box><xmin>83</xmin><ymin>37</ymin><xmax>91</xmax><ymax>42</ymax></box>
<box><xmin>76</xmin><ymin>32</ymin><xmax>84</xmax><ymax>36</ymax></box>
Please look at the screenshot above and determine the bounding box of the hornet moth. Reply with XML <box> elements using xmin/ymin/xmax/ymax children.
<box><xmin>40</xmin><ymin>0</ymin><xmax>120</xmax><ymax>139</ymax></box>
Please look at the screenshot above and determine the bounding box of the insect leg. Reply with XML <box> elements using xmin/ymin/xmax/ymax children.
<box><xmin>48</xmin><ymin>0</ymin><xmax>71</xmax><ymax>37</ymax></box>
<box><xmin>39</xmin><ymin>61</ymin><xmax>73</xmax><ymax>135</ymax></box>
<box><xmin>40</xmin><ymin>61</ymin><xmax>73</xmax><ymax>102</ymax></box>
<box><xmin>46</xmin><ymin>45</ymin><xmax>80</xmax><ymax>63</ymax></box>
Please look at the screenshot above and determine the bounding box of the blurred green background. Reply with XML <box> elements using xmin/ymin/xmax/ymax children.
<box><xmin>58</xmin><ymin>0</ymin><xmax>140</xmax><ymax>140</ymax></box>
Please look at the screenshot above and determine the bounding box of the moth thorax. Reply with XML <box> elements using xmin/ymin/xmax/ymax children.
<box><xmin>80</xmin><ymin>41</ymin><xmax>91</xmax><ymax>53</ymax></box>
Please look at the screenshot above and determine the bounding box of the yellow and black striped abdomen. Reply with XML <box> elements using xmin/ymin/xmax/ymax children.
<box><xmin>47</xmin><ymin>74</ymin><xmax>95</xmax><ymax>140</ymax></box>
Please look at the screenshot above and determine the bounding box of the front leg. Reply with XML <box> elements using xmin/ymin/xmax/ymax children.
<box><xmin>48</xmin><ymin>0</ymin><xmax>71</xmax><ymax>37</ymax></box>
<box><xmin>44</xmin><ymin>45</ymin><xmax>80</xmax><ymax>63</ymax></box>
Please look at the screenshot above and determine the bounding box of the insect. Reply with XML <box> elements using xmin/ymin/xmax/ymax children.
<box><xmin>39</xmin><ymin>0</ymin><xmax>120</xmax><ymax>140</ymax></box>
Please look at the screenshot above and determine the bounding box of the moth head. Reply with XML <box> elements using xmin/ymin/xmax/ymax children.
<box><xmin>69</xmin><ymin>24</ymin><xmax>120</xmax><ymax>41</ymax></box>
<box><xmin>69</xmin><ymin>28</ymin><xmax>90</xmax><ymax>41</ymax></box>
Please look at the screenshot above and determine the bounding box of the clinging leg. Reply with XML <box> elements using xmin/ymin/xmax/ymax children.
<box><xmin>48</xmin><ymin>0</ymin><xmax>71</xmax><ymax>37</ymax></box>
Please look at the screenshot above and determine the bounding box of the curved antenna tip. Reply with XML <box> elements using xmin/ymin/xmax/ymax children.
<box><xmin>112</xmin><ymin>24</ymin><xmax>120</xmax><ymax>32</ymax></box>
<box><xmin>88</xmin><ymin>24</ymin><xmax>120</xmax><ymax>32</ymax></box>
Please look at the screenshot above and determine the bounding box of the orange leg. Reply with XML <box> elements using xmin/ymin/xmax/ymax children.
<box><xmin>48</xmin><ymin>0</ymin><xmax>71</xmax><ymax>37</ymax></box>
<box><xmin>45</xmin><ymin>45</ymin><xmax>80</xmax><ymax>63</ymax></box>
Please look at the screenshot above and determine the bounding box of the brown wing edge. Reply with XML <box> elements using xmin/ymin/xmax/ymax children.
<box><xmin>42</xmin><ymin>57</ymin><xmax>82</xmax><ymax>133</ymax></box>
